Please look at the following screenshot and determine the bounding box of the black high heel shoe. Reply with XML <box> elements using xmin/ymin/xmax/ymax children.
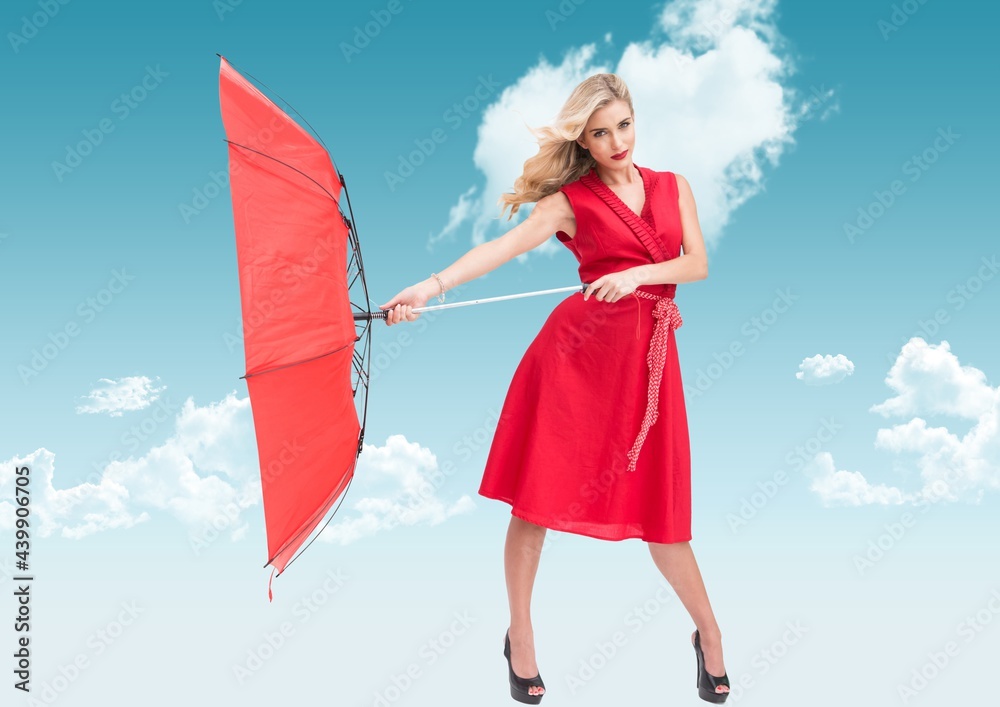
<box><xmin>503</xmin><ymin>629</ymin><xmax>545</xmax><ymax>704</ymax></box>
<box><xmin>692</xmin><ymin>629</ymin><xmax>730</xmax><ymax>703</ymax></box>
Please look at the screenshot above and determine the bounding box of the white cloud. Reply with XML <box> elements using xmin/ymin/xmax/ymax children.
<box><xmin>807</xmin><ymin>338</ymin><xmax>999</xmax><ymax>506</ymax></box>
<box><xmin>428</xmin><ymin>0</ymin><xmax>825</xmax><ymax>255</ymax></box>
<box><xmin>869</xmin><ymin>337</ymin><xmax>994</xmax><ymax>419</ymax></box>
<box><xmin>1</xmin><ymin>396</ymin><xmax>472</xmax><ymax>549</ymax></box>
<box><xmin>658</xmin><ymin>0</ymin><xmax>780</xmax><ymax>47</ymax></box>
<box><xmin>1</xmin><ymin>392</ymin><xmax>257</xmax><ymax>540</ymax></box>
<box><xmin>76</xmin><ymin>375</ymin><xmax>166</xmax><ymax>417</ymax></box>
<box><xmin>796</xmin><ymin>354</ymin><xmax>855</xmax><ymax>384</ymax></box>
<box><xmin>427</xmin><ymin>184</ymin><xmax>479</xmax><ymax>250</ymax></box>
<box><xmin>453</xmin><ymin>43</ymin><xmax>612</xmax><ymax>259</ymax></box>
<box><xmin>0</xmin><ymin>448</ymin><xmax>151</xmax><ymax>539</ymax></box>
<box><xmin>319</xmin><ymin>434</ymin><xmax>475</xmax><ymax>545</ymax></box>
<box><xmin>805</xmin><ymin>452</ymin><xmax>912</xmax><ymax>506</ymax></box>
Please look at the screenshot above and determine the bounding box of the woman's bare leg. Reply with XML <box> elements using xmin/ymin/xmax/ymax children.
<box><xmin>504</xmin><ymin>515</ymin><xmax>547</xmax><ymax>697</ymax></box>
<box><xmin>647</xmin><ymin>540</ymin><xmax>729</xmax><ymax>696</ymax></box>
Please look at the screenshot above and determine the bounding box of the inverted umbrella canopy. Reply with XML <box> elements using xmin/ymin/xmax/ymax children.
<box><xmin>218</xmin><ymin>55</ymin><xmax>589</xmax><ymax>602</ymax></box>
<box><xmin>218</xmin><ymin>55</ymin><xmax>372</xmax><ymax>600</ymax></box>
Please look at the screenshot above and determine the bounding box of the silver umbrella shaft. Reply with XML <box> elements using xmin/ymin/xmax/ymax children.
<box><xmin>356</xmin><ymin>282</ymin><xmax>590</xmax><ymax>321</ymax></box>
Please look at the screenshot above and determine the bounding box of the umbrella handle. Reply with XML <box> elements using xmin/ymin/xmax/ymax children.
<box><xmin>355</xmin><ymin>282</ymin><xmax>591</xmax><ymax>321</ymax></box>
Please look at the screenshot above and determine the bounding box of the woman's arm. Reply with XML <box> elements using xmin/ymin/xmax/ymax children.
<box><xmin>380</xmin><ymin>192</ymin><xmax>571</xmax><ymax>324</ymax></box>
<box><xmin>420</xmin><ymin>192</ymin><xmax>571</xmax><ymax>294</ymax></box>
<box><xmin>632</xmin><ymin>173</ymin><xmax>709</xmax><ymax>286</ymax></box>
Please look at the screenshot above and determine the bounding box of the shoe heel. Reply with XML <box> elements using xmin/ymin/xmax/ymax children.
<box><xmin>504</xmin><ymin>629</ymin><xmax>545</xmax><ymax>704</ymax></box>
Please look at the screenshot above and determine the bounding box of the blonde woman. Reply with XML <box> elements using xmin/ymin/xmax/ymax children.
<box><xmin>380</xmin><ymin>73</ymin><xmax>729</xmax><ymax>704</ymax></box>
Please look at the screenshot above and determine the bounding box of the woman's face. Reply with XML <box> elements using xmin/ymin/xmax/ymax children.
<box><xmin>576</xmin><ymin>99</ymin><xmax>635</xmax><ymax>168</ymax></box>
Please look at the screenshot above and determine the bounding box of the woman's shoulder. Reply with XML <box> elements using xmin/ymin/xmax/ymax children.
<box><xmin>659</xmin><ymin>168</ymin><xmax>689</xmax><ymax>187</ymax></box>
<box><xmin>645</xmin><ymin>166</ymin><xmax>683</xmax><ymax>196</ymax></box>
<box><xmin>644</xmin><ymin>165</ymin><xmax>677</xmax><ymax>180</ymax></box>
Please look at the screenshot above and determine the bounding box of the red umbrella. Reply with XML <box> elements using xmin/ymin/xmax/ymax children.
<box><xmin>219</xmin><ymin>55</ymin><xmax>372</xmax><ymax>601</ymax></box>
<box><xmin>218</xmin><ymin>55</ymin><xmax>586</xmax><ymax>601</ymax></box>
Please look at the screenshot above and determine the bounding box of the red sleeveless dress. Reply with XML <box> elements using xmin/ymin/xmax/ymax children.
<box><xmin>477</xmin><ymin>164</ymin><xmax>692</xmax><ymax>543</ymax></box>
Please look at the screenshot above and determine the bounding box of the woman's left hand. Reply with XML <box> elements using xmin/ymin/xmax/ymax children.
<box><xmin>583</xmin><ymin>268</ymin><xmax>642</xmax><ymax>302</ymax></box>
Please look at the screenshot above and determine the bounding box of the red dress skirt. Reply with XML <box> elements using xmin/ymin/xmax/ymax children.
<box><xmin>477</xmin><ymin>164</ymin><xmax>692</xmax><ymax>543</ymax></box>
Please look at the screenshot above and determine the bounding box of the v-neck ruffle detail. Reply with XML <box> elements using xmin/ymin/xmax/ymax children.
<box><xmin>580</xmin><ymin>164</ymin><xmax>665</xmax><ymax>263</ymax></box>
<box><xmin>577</xmin><ymin>163</ymin><xmax>681</xmax><ymax>473</ymax></box>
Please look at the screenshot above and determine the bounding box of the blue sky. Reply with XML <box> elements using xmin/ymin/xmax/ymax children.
<box><xmin>2</xmin><ymin>0</ymin><xmax>998</xmax><ymax>704</ymax></box>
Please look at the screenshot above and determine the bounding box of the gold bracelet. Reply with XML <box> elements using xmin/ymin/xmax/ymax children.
<box><xmin>431</xmin><ymin>272</ymin><xmax>446</xmax><ymax>302</ymax></box>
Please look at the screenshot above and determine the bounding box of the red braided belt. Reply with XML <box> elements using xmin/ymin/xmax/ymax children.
<box><xmin>625</xmin><ymin>289</ymin><xmax>683</xmax><ymax>472</ymax></box>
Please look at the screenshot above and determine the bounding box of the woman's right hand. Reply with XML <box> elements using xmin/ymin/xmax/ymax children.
<box><xmin>379</xmin><ymin>279</ymin><xmax>435</xmax><ymax>326</ymax></box>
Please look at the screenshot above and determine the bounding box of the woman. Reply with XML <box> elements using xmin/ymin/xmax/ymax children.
<box><xmin>379</xmin><ymin>73</ymin><xmax>729</xmax><ymax>704</ymax></box>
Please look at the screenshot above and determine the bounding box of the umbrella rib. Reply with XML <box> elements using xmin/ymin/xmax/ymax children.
<box><xmin>241</xmin><ymin>340</ymin><xmax>356</xmax><ymax>380</ymax></box>
<box><xmin>224</xmin><ymin>139</ymin><xmax>340</xmax><ymax>204</ymax></box>
<box><xmin>220</xmin><ymin>54</ymin><xmax>330</xmax><ymax>152</ymax></box>
<box><xmin>341</xmin><ymin>175</ymin><xmax>372</xmax><ymax>319</ymax></box>
<box><xmin>276</xmin><ymin>473</ymin><xmax>356</xmax><ymax>573</ymax></box>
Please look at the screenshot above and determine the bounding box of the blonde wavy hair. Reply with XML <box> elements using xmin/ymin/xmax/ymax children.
<box><xmin>497</xmin><ymin>73</ymin><xmax>634</xmax><ymax>221</ymax></box>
